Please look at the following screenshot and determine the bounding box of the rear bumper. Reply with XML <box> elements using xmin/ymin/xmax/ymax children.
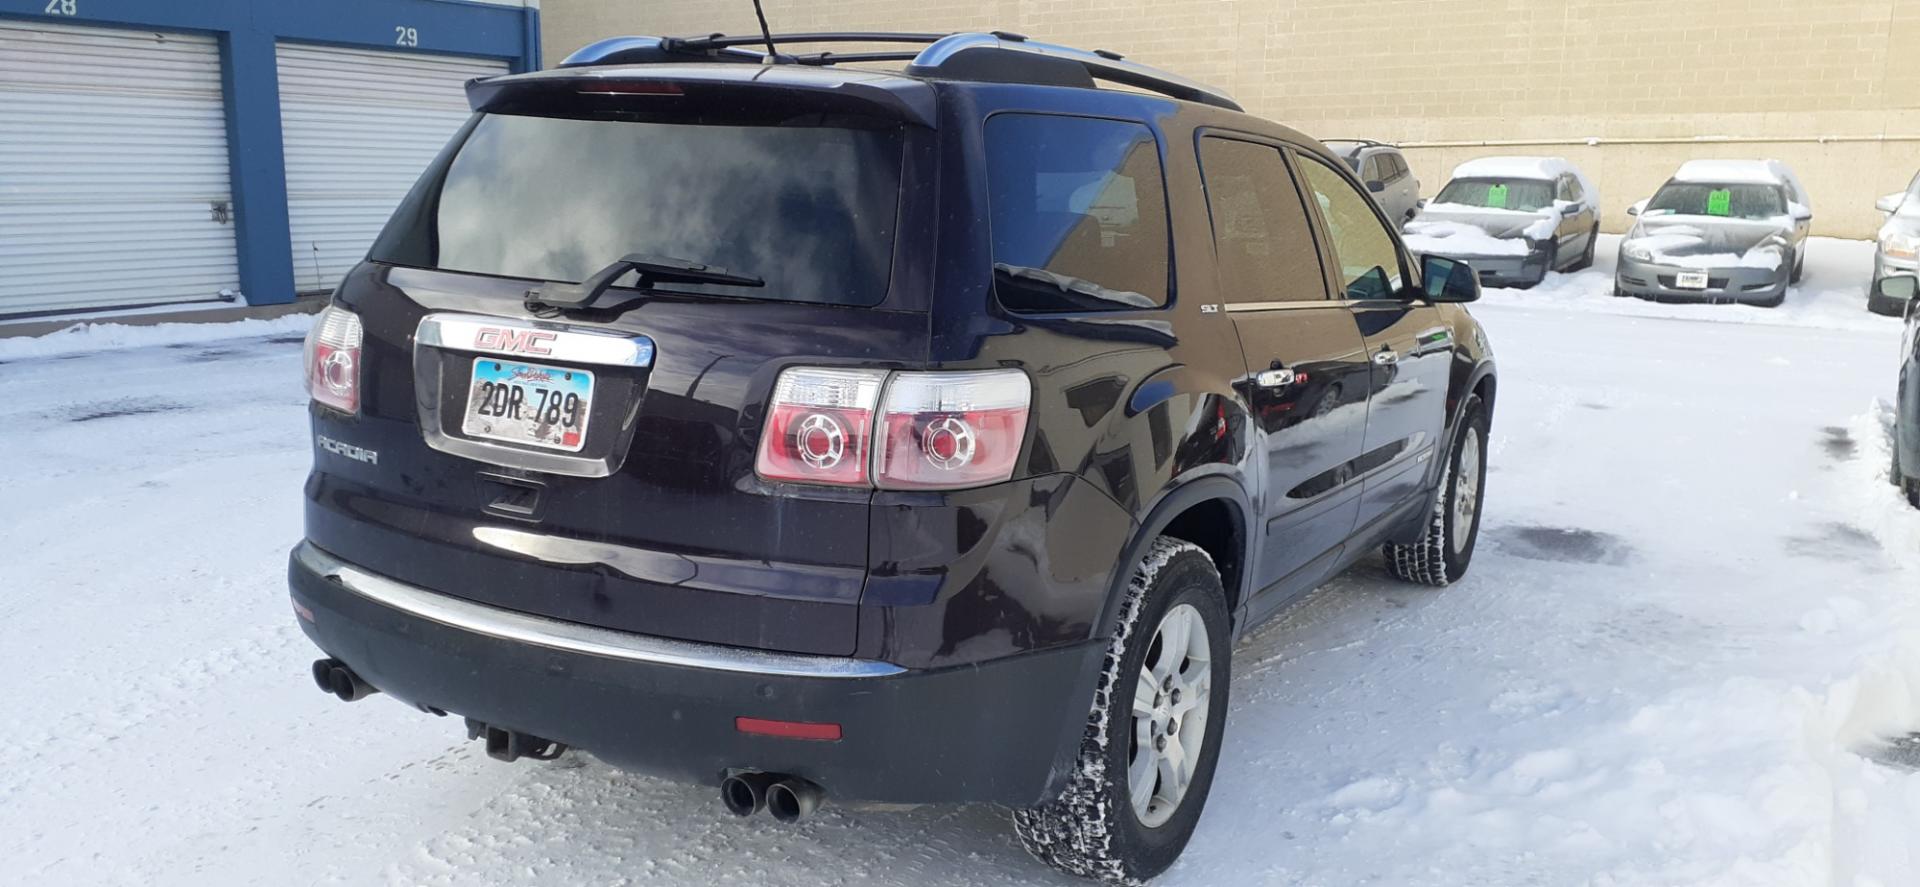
<box><xmin>288</xmin><ymin>541</ymin><xmax>1102</xmax><ymax>806</ymax></box>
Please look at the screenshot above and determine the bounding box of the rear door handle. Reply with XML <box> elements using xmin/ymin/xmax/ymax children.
<box><xmin>1373</xmin><ymin>350</ymin><xmax>1399</xmax><ymax>366</ymax></box>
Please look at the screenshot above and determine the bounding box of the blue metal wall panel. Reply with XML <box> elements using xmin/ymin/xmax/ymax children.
<box><xmin>0</xmin><ymin>0</ymin><xmax>536</xmax><ymax>305</ymax></box>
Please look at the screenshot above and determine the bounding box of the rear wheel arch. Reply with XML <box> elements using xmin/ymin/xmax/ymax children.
<box><xmin>1095</xmin><ymin>475</ymin><xmax>1252</xmax><ymax>640</ymax></box>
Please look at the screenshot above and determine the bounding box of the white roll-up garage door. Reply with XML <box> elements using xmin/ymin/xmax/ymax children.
<box><xmin>0</xmin><ymin>22</ymin><xmax>239</xmax><ymax>316</ymax></box>
<box><xmin>278</xmin><ymin>44</ymin><xmax>507</xmax><ymax>293</ymax></box>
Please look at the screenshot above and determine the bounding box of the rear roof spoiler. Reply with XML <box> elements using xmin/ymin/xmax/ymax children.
<box><xmin>465</xmin><ymin>63</ymin><xmax>939</xmax><ymax>128</ymax></box>
<box><xmin>552</xmin><ymin>30</ymin><xmax>1242</xmax><ymax>112</ymax></box>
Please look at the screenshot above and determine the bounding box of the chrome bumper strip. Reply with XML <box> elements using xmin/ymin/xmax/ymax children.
<box><xmin>294</xmin><ymin>542</ymin><xmax>905</xmax><ymax>679</ymax></box>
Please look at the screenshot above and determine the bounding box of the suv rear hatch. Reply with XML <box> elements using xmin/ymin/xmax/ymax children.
<box><xmin>304</xmin><ymin>68</ymin><xmax>934</xmax><ymax>656</ymax></box>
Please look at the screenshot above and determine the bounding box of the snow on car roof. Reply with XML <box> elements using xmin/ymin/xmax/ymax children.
<box><xmin>1673</xmin><ymin>159</ymin><xmax>1790</xmax><ymax>186</ymax></box>
<box><xmin>1450</xmin><ymin>156</ymin><xmax>1569</xmax><ymax>182</ymax></box>
<box><xmin>1447</xmin><ymin>156</ymin><xmax>1599</xmax><ymax>208</ymax></box>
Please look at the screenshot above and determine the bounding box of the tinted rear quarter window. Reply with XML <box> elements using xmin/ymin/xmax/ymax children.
<box><xmin>985</xmin><ymin>114</ymin><xmax>1170</xmax><ymax>312</ymax></box>
<box><xmin>1198</xmin><ymin>138</ymin><xmax>1328</xmax><ymax>303</ymax></box>
<box><xmin>371</xmin><ymin>113</ymin><xmax>905</xmax><ymax>307</ymax></box>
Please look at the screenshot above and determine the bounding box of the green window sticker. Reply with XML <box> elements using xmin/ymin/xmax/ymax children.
<box><xmin>1486</xmin><ymin>183</ymin><xmax>1508</xmax><ymax>209</ymax></box>
<box><xmin>1706</xmin><ymin>188</ymin><xmax>1732</xmax><ymax>216</ymax></box>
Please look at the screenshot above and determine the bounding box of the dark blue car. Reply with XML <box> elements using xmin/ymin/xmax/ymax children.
<box><xmin>289</xmin><ymin>30</ymin><xmax>1498</xmax><ymax>883</ymax></box>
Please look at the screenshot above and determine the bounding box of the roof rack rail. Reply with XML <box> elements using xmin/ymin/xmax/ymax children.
<box><xmin>1322</xmin><ymin>138</ymin><xmax>1392</xmax><ymax>147</ymax></box>
<box><xmin>560</xmin><ymin>31</ymin><xmax>1241</xmax><ymax>112</ymax></box>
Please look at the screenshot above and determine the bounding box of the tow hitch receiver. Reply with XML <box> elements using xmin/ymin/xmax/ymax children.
<box><xmin>465</xmin><ymin>717</ymin><xmax>567</xmax><ymax>763</ymax></box>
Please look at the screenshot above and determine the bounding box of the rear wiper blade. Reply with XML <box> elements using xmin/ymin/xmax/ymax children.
<box><xmin>525</xmin><ymin>253</ymin><xmax>763</xmax><ymax>311</ymax></box>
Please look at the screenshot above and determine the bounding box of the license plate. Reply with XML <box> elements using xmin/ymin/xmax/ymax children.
<box><xmin>1674</xmin><ymin>271</ymin><xmax>1710</xmax><ymax>290</ymax></box>
<box><xmin>462</xmin><ymin>358</ymin><xmax>593</xmax><ymax>452</ymax></box>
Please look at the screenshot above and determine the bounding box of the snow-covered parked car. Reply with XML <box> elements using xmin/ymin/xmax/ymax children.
<box><xmin>1402</xmin><ymin>156</ymin><xmax>1600</xmax><ymax>289</ymax></box>
<box><xmin>1616</xmin><ymin>159</ymin><xmax>1812</xmax><ymax>308</ymax></box>
<box><xmin>1871</xmin><ymin>171</ymin><xmax>1920</xmax><ymax>316</ymax></box>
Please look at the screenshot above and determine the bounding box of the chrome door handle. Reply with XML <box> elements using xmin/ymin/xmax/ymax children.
<box><xmin>1373</xmin><ymin>350</ymin><xmax>1399</xmax><ymax>366</ymax></box>
<box><xmin>1255</xmin><ymin>368</ymin><xmax>1297</xmax><ymax>388</ymax></box>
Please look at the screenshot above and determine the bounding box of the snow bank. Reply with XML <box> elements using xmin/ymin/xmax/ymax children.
<box><xmin>1813</xmin><ymin>402</ymin><xmax>1920</xmax><ymax>885</ymax></box>
<box><xmin>1404</xmin><ymin>219</ymin><xmax>1532</xmax><ymax>257</ymax></box>
<box><xmin>0</xmin><ymin>313</ymin><xmax>315</xmax><ymax>361</ymax></box>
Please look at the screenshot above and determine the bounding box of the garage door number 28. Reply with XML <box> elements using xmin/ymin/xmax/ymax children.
<box><xmin>44</xmin><ymin>0</ymin><xmax>78</xmax><ymax>16</ymax></box>
<box><xmin>394</xmin><ymin>26</ymin><xmax>419</xmax><ymax>47</ymax></box>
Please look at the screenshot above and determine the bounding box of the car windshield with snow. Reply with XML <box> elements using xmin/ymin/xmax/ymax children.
<box><xmin>1615</xmin><ymin>159</ymin><xmax>1813</xmax><ymax>308</ymax></box>
<box><xmin>1402</xmin><ymin>156</ymin><xmax>1600</xmax><ymax>289</ymax></box>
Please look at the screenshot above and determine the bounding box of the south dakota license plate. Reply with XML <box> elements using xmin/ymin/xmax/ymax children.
<box><xmin>461</xmin><ymin>358</ymin><xmax>593</xmax><ymax>452</ymax></box>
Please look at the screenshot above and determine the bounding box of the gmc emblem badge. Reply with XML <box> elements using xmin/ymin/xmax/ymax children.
<box><xmin>475</xmin><ymin>327</ymin><xmax>557</xmax><ymax>357</ymax></box>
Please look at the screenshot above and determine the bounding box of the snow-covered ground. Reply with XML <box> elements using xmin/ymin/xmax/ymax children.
<box><xmin>1</xmin><ymin>239</ymin><xmax>1916</xmax><ymax>886</ymax></box>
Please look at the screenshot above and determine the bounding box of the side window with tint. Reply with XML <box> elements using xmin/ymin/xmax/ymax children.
<box><xmin>985</xmin><ymin>114</ymin><xmax>1169</xmax><ymax>312</ymax></box>
<box><xmin>1298</xmin><ymin>156</ymin><xmax>1404</xmax><ymax>300</ymax></box>
<box><xmin>1198</xmin><ymin>137</ymin><xmax>1328</xmax><ymax>303</ymax></box>
<box><xmin>1382</xmin><ymin>154</ymin><xmax>1403</xmax><ymax>181</ymax></box>
<box><xmin>1361</xmin><ymin>154</ymin><xmax>1383</xmax><ymax>184</ymax></box>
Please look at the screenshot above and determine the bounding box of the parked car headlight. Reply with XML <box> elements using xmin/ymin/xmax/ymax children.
<box><xmin>1622</xmin><ymin>241</ymin><xmax>1654</xmax><ymax>263</ymax></box>
<box><xmin>1883</xmin><ymin>231</ymin><xmax>1920</xmax><ymax>261</ymax></box>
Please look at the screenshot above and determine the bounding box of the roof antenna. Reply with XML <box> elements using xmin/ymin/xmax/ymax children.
<box><xmin>749</xmin><ymin>0</ymin><xmax>779</xmax><ymax>63</ymax></box>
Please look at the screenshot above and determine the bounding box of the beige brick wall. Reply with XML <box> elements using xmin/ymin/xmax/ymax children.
<box><xmin>541</xmin><ymin>0</ymin><xmax>1919</xmax><ymax>238</ymax></box>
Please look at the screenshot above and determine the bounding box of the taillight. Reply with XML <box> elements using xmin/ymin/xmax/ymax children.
<box><xmin>304</xmin><ymin>305</ymin><xmax>363</xmax><ymax>415</ymax></box>
<box><xmin>875</xmin><ymin>370</ymin><xmax>1030</xmax><ymax>489</ymax></box>
<box><xmin>754</xmin><ymin>368</ymin><xmax>1032</xmax><ymax>491</ymax></box>
<box><xmin>754</xmin><ymin>368</ymin><xmax>886</xmax><ymax>487</ymax></box>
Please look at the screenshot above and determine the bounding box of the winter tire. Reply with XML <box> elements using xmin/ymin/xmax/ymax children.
<box><xmin>1013</xmin><ymin>537</ymin><xmax>1231</xmax><ymax>885</ymax></box>
<box><xmin>1383</xmin><ymin>394</ymin><xmax>1489</xmax><ymax>586</ymax></box>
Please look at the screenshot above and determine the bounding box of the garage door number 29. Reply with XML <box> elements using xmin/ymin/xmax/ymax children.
<box><xmin>44</xmin><ymin>0</ymin><xmax>78</xmax><ymax>16</ymax></box>
<box><xmin>394</xmin><ymin>26</ymin><xmax>419</xmax><ymax>47</ymax></box>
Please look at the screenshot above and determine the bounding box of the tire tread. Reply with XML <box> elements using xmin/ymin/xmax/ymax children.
<box><xmin>1012</xmin><ymin>537</ymin><xmax>1216</xmax><ymax>886</ymax></box>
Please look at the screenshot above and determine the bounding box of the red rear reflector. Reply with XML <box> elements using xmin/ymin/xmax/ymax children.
<box><xmin>576</xmin><ymin>81</ymin><xmax>684</xmax><ymax>95</ymax></box>
<box><xmin>735</xmin><ymin>717</ymin><xmax>842</xmax><ymax>741</ymax></box>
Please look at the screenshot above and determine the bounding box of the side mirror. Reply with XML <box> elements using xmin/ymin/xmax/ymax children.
<box><xmin>1789</xmin><ymin>202</ymin><xmax>1813</xmax><ymax>222</ymax></box>
<box><xmin>1367</xmin><ymin>180</ymin><xmax>1386</xmax><ymax>193</ymax></box>
<box><xmin>1874</xmin><ymin>274</ymin><xmax>1918</xmax><ymax>308</ymax></box>
<box><xmin>1559</xmin><ymin>201</ymin><xmax>1585</xmax><ymax>215</ymax></box>
<box><xmin>1876</xmin><ymin>193</ymin><xmax>1905</xmax><ymax>214</ymax></box>
<box><xmin>1626</xmin><ymin>199</ymin><xmax>1647</xmax><ymax>217</ymax></box>
<box><xmin>1416</xmin><ymin>197</ymin><xmax>1429</xmax><ymax>210</ymax></box>
<box><xmin>1421</xmin><ymin>254</ymin><xmax>1481</xmax><ymax>303</ymax></box>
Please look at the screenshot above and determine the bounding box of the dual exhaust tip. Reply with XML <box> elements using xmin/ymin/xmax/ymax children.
<box><xmin>721</xmin><ymin>772</ymin><xmax>823</xmax><ymax>823</ymax></box>
<box><xmin>311</xmin><ymin>658</ymin><xmax>377</xmax><ymax>702</ymax></box>
<box><xmin>312</xmin><ymin>657</ymin><xmax>820</xmax><ymax>821</ymax></box>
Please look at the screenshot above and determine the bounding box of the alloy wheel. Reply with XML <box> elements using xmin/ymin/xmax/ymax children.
<box><xmin>1128</xmin><ymin>603</ymin><xmax>1213</xmax><ymax>828</ymax></box>
<box><xmin>1452</xmin><ymin>427</ymin><xmax>1483</xmax><ymax>555</ymax></box>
